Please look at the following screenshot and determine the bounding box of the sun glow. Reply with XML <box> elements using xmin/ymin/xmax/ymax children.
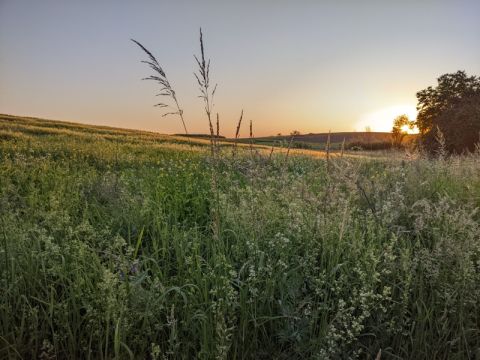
<box><xmin>356</xmin><ymin>105</ymin><xmax>418</xmax><ymax>133</ymax></box>
<box><xmin>401</xmin><ymin>124</ymin><xmax>419</xmax><ymax>134</ymax></box>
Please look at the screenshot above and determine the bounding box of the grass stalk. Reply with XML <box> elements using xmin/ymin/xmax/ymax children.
<box><xmin>249</xmin><ymin>119</ymin><xmax>254</xmax><ymax>157</ymax></box>
<box><xmin>232</xmin><ymin>110</ymin><xmax>243</xmax><ymax>157</ymax></box>
<box><xmin>194</xmin><ymin>28</ymin><xmax>220</xmax><ymax>242</ymax></box>
<box><xmin>131</xmin><ymin>39</ymin><xmax>188</xmax><ymax>134</ymax></box>
<box><xmin>325</xmin><ymin>130</ymin><xmax>331</xmax><ymax>171</ymax></box>
<box><xmin>284</xmin><ymin>135</ymin><xmax>294</xmax><ymax>166</ymax></box>
<box><xmin>194</xmin><ymin>28</ymin><xmax>217</xmax><ymax>156</ymax></box>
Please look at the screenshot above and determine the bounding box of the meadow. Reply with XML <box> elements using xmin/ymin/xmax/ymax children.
<box><xmin>234</xmin><ymin>132</ymin><xmax>398</xmax><ymax>151</ymax></box>
<box><xmin>1</xmin><ymin>114</ymin><xmax>479</xmax><ymax>359</ymax></box>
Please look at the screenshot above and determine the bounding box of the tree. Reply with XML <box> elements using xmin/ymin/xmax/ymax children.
<box><xmin>391</xmin><ymin>114</ymin><xmax>414</xmax><ymax>148</ymax></box>
<box><xmin>416</xmin><ymin>71</ymin><xmax>480</xmax><ymax>153</ymax></box>
<box><xmin>290</xmin><ymin>130</ymin><xmax>301</xmax><ymax>136</ymax></box>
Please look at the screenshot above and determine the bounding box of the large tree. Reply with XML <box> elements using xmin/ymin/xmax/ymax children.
<box><xmin>416</xmin><ymin>71</ymin><xmax>480</xmax><ymax>153</ymax></box>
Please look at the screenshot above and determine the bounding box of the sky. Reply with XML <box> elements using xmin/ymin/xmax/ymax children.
<box><xmin>1</xmin><ymin>0</ymin><xmax>479</xmax><ymax>137</ymax></box>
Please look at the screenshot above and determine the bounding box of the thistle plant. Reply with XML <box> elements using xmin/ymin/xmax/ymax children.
<box><xmin>131</xmin><ymin>39</ymin><xmax>188</xmax><ymax>134</ymax></box>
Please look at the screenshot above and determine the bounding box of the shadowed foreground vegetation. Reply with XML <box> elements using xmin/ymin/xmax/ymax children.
<box><xmin>1</xmin><ymin>115</ymin><xmax>480</xmax><ymax>359</ymax></box>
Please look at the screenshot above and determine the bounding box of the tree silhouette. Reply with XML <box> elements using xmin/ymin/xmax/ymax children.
<box><xmin>416</xmin><ymin>71</ymin><xmax>480</xmax><ymax>153</ymax></box>
<box><xmin>391</xmin><ymin>114</ymin><xmax>414</xmax><ymax>148</ymax></box>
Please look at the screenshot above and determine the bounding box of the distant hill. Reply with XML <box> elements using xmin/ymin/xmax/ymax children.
<box><xmin>173</xmin><ymin>133</ymin><xmax>226</xmax><ymax>139</ymax></box>
<box><xmin>0</xmin><ymin>114</ymin><xmax>265</xmax><ymax>151</ymax></box>
<box><xmin>231</xmin><ymin>131</ymin><xmax>418</xmax><ymax>151</ymax></box>
<box><xmin>252</xmin><ymin>132</ymin><xmax>393</xmax><ymax>143</ymax></box>
<box><xmin>232</xmin><ymin>132</ymin><xmax>392</xmax><ymax>150</ymax></box>
<box><xmin>1</xmin><ymin>114</ymin><xmax>416</xmax><ymax>153</ymax></box>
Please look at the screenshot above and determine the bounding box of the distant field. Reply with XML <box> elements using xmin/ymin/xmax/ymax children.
<box><xmin>1</xmin><ymin>114</ymin><xmax>479</xmax><ymax>359</ymax></box>
<box><xmin>0</xmin><ymin>113</ymin><xmax>408</xmax><ymax>155</ymax></box>
<box><xmin>249</xmin><ymin>132</ymin><xmax>392</xmax><ymax>147</ymax></box>
<box><xmin>233</xmin><ymin>132</ymin><xmax>417</xmax><ymax>151</ymax></box>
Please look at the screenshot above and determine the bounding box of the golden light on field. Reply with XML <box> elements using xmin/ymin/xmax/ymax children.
<box><xmin>356</xmin><ymin>105</ymin><xmax>418</xmax><ymax>132</ymax></box>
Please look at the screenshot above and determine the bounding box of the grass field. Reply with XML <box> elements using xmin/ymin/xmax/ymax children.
<box><xmin>1</xmin><ymin>114</ymin><xmax>479</xmax><ymax>359</ymax></box>
<box><xmin>233</xmin><ymin>132</ymin><xmax>417</xmax><ymax>151</ymax></box>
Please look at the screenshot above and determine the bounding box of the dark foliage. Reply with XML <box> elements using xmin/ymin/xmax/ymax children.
<box><xmin>416</xmin><ymin>71</ymin><xmax>480</xmax><ymax>154</ymax></box>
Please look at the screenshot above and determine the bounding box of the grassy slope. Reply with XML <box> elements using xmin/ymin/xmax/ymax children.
<box><xmin>0</xmin><ymin>114</ymin><xmax>327</xmax><ymax>156</ymax></box>
<box><xmin>1</xmin><ymin>114</ymin><xmax>479</xmax><ymax>359</ymax></box>
<box><xmin>0</xmin><ymin>113</ymin><xmax>222</xmax><ymax>148</ymax></box>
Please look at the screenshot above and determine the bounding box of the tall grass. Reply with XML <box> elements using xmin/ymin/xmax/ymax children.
<box><xmin>194</xmin><ymin>28</ymin><xmax>218</xmax><ymax>158</ymax></box>
<box><xmin>1</xmin><ymin>115</ymin><xmax>480</xmax><ymax>359</ymax></box>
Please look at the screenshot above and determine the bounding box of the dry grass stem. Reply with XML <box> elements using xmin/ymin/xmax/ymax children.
<box><xmin>232</xmin><ymin>109</ymin><xmax>243</xmax><ymax>157</ymax></box>
<box><xmin>131</xmin><ymin>39</ymin><xmax>188</xmax><ymax>134</ymax></box>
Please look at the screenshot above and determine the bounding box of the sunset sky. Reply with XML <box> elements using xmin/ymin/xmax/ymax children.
<box><xmin>1</xmin><ymin>0</ymin><xmax>479</xmax><ymax>137</ymax></box>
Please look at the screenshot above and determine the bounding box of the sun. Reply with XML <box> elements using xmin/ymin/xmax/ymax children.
<box><xmin>356</xmin><ymin>105</ymin><xmax>418</xmax><ymax>133</ymax></box>
<box><xmin>400</xmin><ymin>124</ymin><xmax>418</xmax><ymax>134</ymax></box>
